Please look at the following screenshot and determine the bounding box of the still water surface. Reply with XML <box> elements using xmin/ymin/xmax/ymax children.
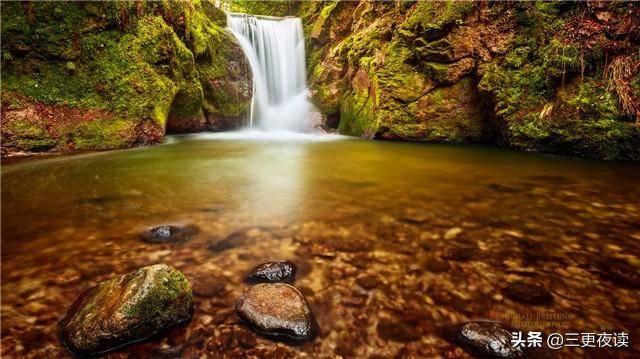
<box><xmin>2</xmin><ymin>133</ymin><xmax>639</xmax><ymax>358</ymax></box>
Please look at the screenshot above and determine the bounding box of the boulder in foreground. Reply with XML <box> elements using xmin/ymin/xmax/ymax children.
<box><xmin>60</xmin><ymin>264</ymin><xmax>193</xmax><ymax>356</ymax></box>
<box><xmin>235</xmin><ymin>283</ymin><xmax>316</xmax><ymax>341</ymax></box>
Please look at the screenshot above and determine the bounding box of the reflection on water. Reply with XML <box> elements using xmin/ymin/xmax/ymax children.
<box><xmin>2</xmin><ymin>135</ymin><xmax>640</xmax><ymax>358</ymax></box>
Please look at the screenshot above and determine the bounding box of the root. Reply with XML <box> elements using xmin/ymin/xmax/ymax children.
<box><xmin>604</xmin><ymin>55</ymin><xmax>640</xmax><ymax>125</ymax></box>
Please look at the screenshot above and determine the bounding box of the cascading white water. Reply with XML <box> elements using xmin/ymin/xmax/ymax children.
<box><xmin>227</xmin><ymin>13</ymin><xmax>312</xmax><ymax>132</ymax></box>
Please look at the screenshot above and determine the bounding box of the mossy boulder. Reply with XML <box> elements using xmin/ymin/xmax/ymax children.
<box><xmin>304</xmin><ymin>0</ymin><xmax>640</xmax><ymax>160</ymax></box>
<box><xmin>489</xmin><ymin>77</ymin><xmax>640</xmax><ymax>160</ymax></box>
<box><xmin>476</xmin><ymin>3</ymin><xmax>640</xmax><ymax>160</ymax></box>
<box><xmin>1</xmin><ymin>0</ymin><xmax>252</xmax><ymax>155</ymax></box>
<box><xmin>60</xmin><ymin>264</ymin><xmax>193</xmax><ymax>356</ymax></box>
<box><xmin>380</xmin><ymin>77</ymin><xmax>492</xmax><ymax>143</ymax></box>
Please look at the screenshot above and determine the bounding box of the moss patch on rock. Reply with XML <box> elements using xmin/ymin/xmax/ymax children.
<box><xmin>60</xmin><ymin>264</ymin><xmax>193</xmax><ymax>356</ymax></box>
<box><xmin>304</xmin><ymin>0</ymin><xmax>640</xmax><ymax>160</ymax></box>
<box><xmin>1</xmin><ymin>0</ymin><xmax>252</xmax><ymax>154</ymax></box>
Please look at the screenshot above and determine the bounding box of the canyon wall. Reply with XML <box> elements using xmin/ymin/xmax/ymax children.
<box><xmin>302</xmin><ymin>1</ymin><xmax>640</xmax><ymax>160</ymax></box>
<box><xmin>1</xmin><ymin>0</ymin><xmax>252</xmax><ymax>155</ymax></box>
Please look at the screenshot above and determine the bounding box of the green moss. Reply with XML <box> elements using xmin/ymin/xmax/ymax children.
<box><xmin>338</xmin><ymin>91</ymin><xmax>378</xmax><ymax>138</ymax></box>
<box><xmin>309</xmin><ymin>0</ymin><xmax>339</xmax><ymax>40</ymax></box>
<box><xmin>2</xmin><ymin>0</ymin><xmax>250</xmax><ymax>152</ymax></box>
<box><xmin>400</xmin><ymin>0</ymin><xmax>474</xmax><ymax>41</ymax></box>
<box><xmin>383</xmin><ymin>77</ymin><xmax>489</xmax><ymax>143</ymax></box>
<box><xmin>2</xmin><ymin>120</ymin><xmax>57</xmax><ymax>151</ymax></box>
<box><xmin>66</xmin><ymin>119</ymin><xmax>134</xmax><ymax>150</ymax></box>
<box><xmin>227</xmin><ymin>0</ymin><xmax>300</xmax><ymax>17</ymax></box>
<box><xmin>126</xmin><ymin>266</ymin><xmax>192</xmax><ymax>320</ymax></box>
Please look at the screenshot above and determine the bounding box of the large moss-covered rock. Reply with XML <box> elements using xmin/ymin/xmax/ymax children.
<box><xmin>379</xmin><ymin>77</ymin><xmax>492</xmax><ymax>143</ymax></box>
<box><xmin>60</xmin><ymin>264</ymin><xmax>193</xmax><ymax>356</ymax></box>
<box><xmin>304</xmin><ymin>0</ymin><xmax>640</xmax><ymax>160</ymax></box>
<box><xmin>303</xmin><ymin>1</ymin><xmax>497</xmax><ymax>143</ymax></box>
<box><xmin>0</xmin><ymin>0</ymin><xmax>252</xmax><ymax>155</ymax></box>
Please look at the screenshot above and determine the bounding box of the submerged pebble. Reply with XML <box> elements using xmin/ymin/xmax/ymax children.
<box><xmin>235</xmin><ymin>283</ymin><xmax>316</xmax><ymax>341</ymax></box>
<box><xmin>246</xmin><ymin>261</ymin><xmax>297</xmax><ymax>284</ymax></box>
<box><xmin>140</xmin><ymin>225</ymin><xmax>199</xmax><ymax>243</ymax></box>
<box><xmin>444</xmin><ymin>321</ymin><xmax>526</xmax><ymax>358</ymax></box>
<box><xmin>208</xmin><ymin>230</ymin><xmax>251</xmax><ymax>252</ymax></box>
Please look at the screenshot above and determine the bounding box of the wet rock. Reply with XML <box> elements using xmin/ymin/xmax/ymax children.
<box><xmin>235</xmin><ymin>283</ymin><xmax>316</xmax><ymax>341</ymax></box>
<box><xmin>502</xmin><ymin>281</ymin><xmax>553</xmax><ymax>305</ymax></box>
<box><xmin>376</xmin><ymin>318</ymin><xmax>421</xmax><ymax>342</ymax></box>
<box><xmin>208</xmin><ymin>230</ymin><xmax>250</xmax><ymax>252</ymax></box>
<box><xmin>140</xmin><ymin>225</ymin><xmax>199</xmax><ymax>243</ymax></box>
<box><xmin>60</xmin><ymin>264</ymin><xmax>193</xmax><ymax>356</ymax></box>
<box><xmin>246</xmin><ymin>261</ymin><xmax>297</xmax><ymax>284</ymax></box>
<box><xmin>444</xmin><ymin>321</ymin><xmax>526</xmax><ymax>358</ymax></box>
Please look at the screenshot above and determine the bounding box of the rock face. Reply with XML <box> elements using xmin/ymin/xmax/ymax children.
<box><xmin>235</xmin><ymin>283</ymin><xmax>316</xmax><ymax>341</ymax></box>
<box><xmin>303</xmin><ymin>1</ymin><xmax>640</xmax><ymax>160</ymax></box>
<box><xmin>140</xmin><ymin>225</ymin><xmax>199</xmax><ymax>244</ymax></box>
<box><xmin>60</xmin><ymin>264</ymin><xmax>193</xmax><ymax>356</ymax></box>
<box><xmin>246</xmin><ymin>261</ymin><xmax>297</xmax><ymax>284</ymax></box>
<box><xmin>0</xmin><ymin>1</ymin><xmax>252</xmax><ymax>156</ymax></box>
<box><xmin>443</xmin><ymin>321</ymin><xmax>527</xmax><ymax>359</ymax></box>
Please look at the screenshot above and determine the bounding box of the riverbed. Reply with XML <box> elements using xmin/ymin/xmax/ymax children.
<box><xmin>2</xmin><ymin>133</ymin><xmax>639</xmax><ymax>358</ymax></box>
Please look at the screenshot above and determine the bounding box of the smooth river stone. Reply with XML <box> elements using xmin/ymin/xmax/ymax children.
<box><xmin>246</xmin><ymin>261</ymin><xmax>296</xmax><ymax>284</ymax></box>
<box><xmin>235</xmin><ymin>283</ymin><xmax>316</xmax><ymax>341</ymax></box>
<box><xmin>140</xmin><ymin>225</ymin><xmax>199</xmax><ymax>243</ymax></box>
<box><xmin>60</xmin><ymin>264</ymin><xmax>193</xmax><ymax>356</ymax></box>
<box><xmin>444</xmin><ymin>321</ymin><xmax>527</xmax><ymax>359</ymax></box>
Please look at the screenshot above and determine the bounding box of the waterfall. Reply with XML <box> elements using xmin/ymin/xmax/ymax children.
<box><xmin>227</xmin><ymin>13</ymin><xmax>312</xmax><ymax>132</ymax></box>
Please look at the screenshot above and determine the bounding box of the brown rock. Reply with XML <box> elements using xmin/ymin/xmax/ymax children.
<box><xmin>60</xmin><ymin>264</ymin><xmax>193</xmax><ymax>356</ymax></box>
<box><xmin>443</xmin><ymin>321</ymin><xmax>527</xmax><ymax>359</ymax></box>
<box><xmin>235</xmin><ymin>283</ymin><xmax>316</xmax><ymax>341</ymax></box>
<box><xmin>246</xmin><ymin>261</ymin><xmax>297</xmax><ymax>284</ymax></box>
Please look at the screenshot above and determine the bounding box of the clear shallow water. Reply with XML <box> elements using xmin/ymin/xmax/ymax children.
<box><xmin>2</xmin><ymin>135</ymin><xmax>640</xmax><ymax>358</ymax></box>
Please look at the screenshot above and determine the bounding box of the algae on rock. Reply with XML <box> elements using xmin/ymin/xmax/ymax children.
<box><xmin>1</xmin><ymin>0</ymin><xmax>252</xmax><ymax>154</ymax></box>
<box><xmin>303</xmin><ymin>0</ymin><xmax>640</xmax><ymax>160</ymax></box>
